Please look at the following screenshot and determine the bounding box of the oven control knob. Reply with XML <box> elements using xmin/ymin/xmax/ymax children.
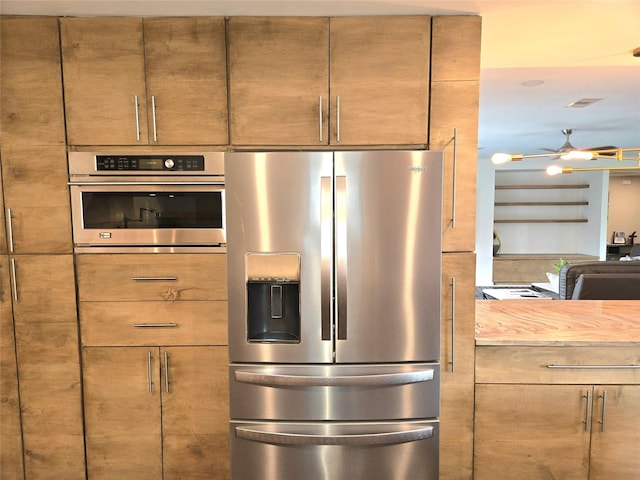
<box><xmin>164</xmin><ymin>158</ymin><xmax>175</xmax><ymax>169</ymax></box>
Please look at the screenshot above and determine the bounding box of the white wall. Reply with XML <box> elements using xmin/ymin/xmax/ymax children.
<box><xmin>607</xmin><ymin>175</ymin><xmax>640</xmax><ymax>243</ymax></box>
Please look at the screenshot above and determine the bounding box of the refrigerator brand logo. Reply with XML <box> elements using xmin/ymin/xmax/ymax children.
<box><xmin>408</xmin><ymin>166</ymin><xmax>427</xmax><ymax>173</ymax></box>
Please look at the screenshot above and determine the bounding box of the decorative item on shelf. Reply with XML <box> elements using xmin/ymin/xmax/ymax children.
<box><xmin>613</xmin><ymin>231</ymin><xmax>627</xmax><ymax>244</ymax></box>
<box><xmin>493</xmin><ymin>230</ymin><xmax>501</xmax><ymax>256</ymax></box>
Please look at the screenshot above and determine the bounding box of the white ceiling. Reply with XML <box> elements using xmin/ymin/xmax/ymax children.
<box><xmin>2</xmin><ymin>0</ymin><xmax>639</xmax><ymax>161</ymax></box>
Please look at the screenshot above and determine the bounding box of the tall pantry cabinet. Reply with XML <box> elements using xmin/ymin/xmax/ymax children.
<box><xmin>0</xmin><ymin>15</ymin><xmax>85</xmax><ymax>480</ymax></box>
<box><xmin>431</xmin><ymin>15</ymin><xmax>482</xmax><ymax>480</ymax></box>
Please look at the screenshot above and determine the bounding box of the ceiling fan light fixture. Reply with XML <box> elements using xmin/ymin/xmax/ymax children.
<box><xmin>560</xmin><ymin>151</ymin><xmax>594</xmax><ymax>161</ymax></box>
<box><xmin>491</xmin><ymin>152</ymin><xmax>518</xmax><ymax>164</ymax></box>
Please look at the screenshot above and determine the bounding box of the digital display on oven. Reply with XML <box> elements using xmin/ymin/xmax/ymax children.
<box><xmin>95</xmin><ymin>155</ymin><xmax>205</xmax><ymax>171</ymax></box>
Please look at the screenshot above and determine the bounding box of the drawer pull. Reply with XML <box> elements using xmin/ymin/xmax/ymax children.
<box><xmin>132</xmin><ymin>276</ymin><xmax>177</xmax><ymax>281</ymax></box>
<box><xmin>147</xmin><ymin>351</ymin><xmax>153</xmax><ymax>393</ymax></box>
<box><xmin>547</xmin><ymin>364</ymin><xmax>640</xmax><ymax>369</ymax></box>
<box><xmin>599</xmin><ymin>390</ymin><xmax>607</xmax><ymax>432</ymax></box>
<box><xmin>134</xmin><ymin>323</ymin><xmax>178</xmax><ymax>328</ymax></box>
<box><xmin>583</xmin><ymin>390</ymin><xmax>591</xmax><ymax>432</ymax></box>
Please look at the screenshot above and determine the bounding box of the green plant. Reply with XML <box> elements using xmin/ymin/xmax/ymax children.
<box><xmin>552</xmin><ymin>258</ymin><xmax>567</xmax><ymax>273</ymax></box>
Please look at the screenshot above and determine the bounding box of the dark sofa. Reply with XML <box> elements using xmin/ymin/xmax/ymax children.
<box><xmin>558</xmin><ymin>261</ymin><xmax>640</xmax><ymax>300</ymax></box>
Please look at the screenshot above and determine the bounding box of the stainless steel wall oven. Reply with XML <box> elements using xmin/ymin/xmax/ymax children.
<box><xmin>68</xmin><ymin>151</ymin><xmax>225</xmax><ymax>253</ymax></box>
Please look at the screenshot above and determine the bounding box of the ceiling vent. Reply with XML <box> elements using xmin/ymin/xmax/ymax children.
<box><xmin>565</xmin><ymin>98</ymin><xmax>602</xmax><ymax>108</ymax></box>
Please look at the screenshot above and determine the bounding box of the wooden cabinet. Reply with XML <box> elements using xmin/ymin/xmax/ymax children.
<box><xmin>430</xmin><ymin>16</ymin><xmax>481</xmax><ymax>253</ymax></box>
<box><xmin>77</xmin><ymin>253</ymin><xmax>229</xmax><ymax>479</ymax></box>
<box><xmin>439</xmin><ymin>253</ymin><xmax>476</xmax><ymax>480</ymax></box>
<box><xmin>1</xmin><ymin>16</ymin><xmax>65</xmax><ymax>146</ymax></box>
<box><xmin>11</xmin><ymin>254</ymin><xmax>85</xmax><ymax>479</ymax></box>
<box><xmin>0</xmin><ymin>256</ymin><xmax>23</xmax><ymax>479</ymax></box>
<box><xmin>0</xmin><ymin>145</ymin><xmax>72</xmax><ymax>254</ymax></box>
<box><xmin>60</xmin><ymin>17</ymin><xmax>228</xmax><ymax>146</ymax></box>
<box><xmin>82</xmin><ymin>346</ymin><xmax>229</xmax><ymax>480</ymax></box>
<box><xmin>475</xmin><ymin>346</ymin><xmax>640</xmax><ymax>479</ymax></box>
<box><xmin>227</xmin><ymin>16</ymin><xmax>430</xmax><ymax>146</ymax></box>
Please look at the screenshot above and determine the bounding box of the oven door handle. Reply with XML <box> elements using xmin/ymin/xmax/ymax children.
<box><xmin>234</xmin><ymin>369</ymin><xmax>435</xmax><ymax>387</ymax></box>
<box><xmin>68</xmin><ymin>181</ymin><xmax>224</xmax><ymax>186</ymax></box>
<box><xmin>235</xmin><ymin>425</ymin><xmax>435</xmax><ymax>446</ymax></box>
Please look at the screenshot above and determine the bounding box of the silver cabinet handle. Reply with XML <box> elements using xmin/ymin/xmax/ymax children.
<box><xmin>235</xmin><ymin>425</ymin><xmax>434</xmax><ymax>446</ymax></box>
<box><xmin>151</xmin><ymin>95</ymin><xmax>157</xmax><ymax>142</ymax></box>
<box><xmin>583</xmin><ymin>390</ymin><xmax>591</xmax><ymax>432</ymax></box>
<box><xmin>134</xmin><ymin>323</ymin><xmax>178</xmax><ymax>328</ymax></box>
<box><xmin>235</xmin><ymin>369</ymin><xmax>435</xmax><ymax>387</ymax></box>
<box><xmin>547</xmin><ymin>365</ymin><xmax>640</xmax><ymax>369</ymax></box>
<box><xmin>164</xmin><ymin>351</ymin><xmax>170</xmax><ymax>393</ymax></box>
<box><xmin>335</xmin><ymin>175</ymin><xmax>347</xmax><ymax>340</ymax></box>
<box><xmin>147</xmin><ymin>351</ymin><xmax>153</xmax><ymax>393</ymax></box>
<box><xmin>134</xmin><ymin>95</ymin><xmax>141</xmax><ymax>141</ymax></box>
<box><xmin>10</xmin><ymin>257</ymin><xmax>18</xmax><ymax>302</ymax></box>
<box><xmin>131</xmin><ymin>276</ymin><xmax>177</xmax><ymax>281</ymax></box>
<box><xmin>450</xmin><ymin>277</ymin><xmax>456</xmax><ymax>373</ymax></box>
<box><xmin>6</xmin><ymin>208</ymin><xmax>15</xmax><ymax>253</ymax></box>
<box><xmin>318</xmin><ymin>96</ymin><xmax>323</xmax><ymax>142</ymax></box>
<box><xmin>320</xmin><ymin>176</ymin><xmax>332</xmax><ymax>341</ymax></box>
<box><xmin>451</xmin><ymin>127</ymin><xmax>458</xmax><ymax>228</ymax></box>
<box><xmin>336</xmin><ymin>95</ymin><xmax>341</xmax><ymax>142</ymax></box>
<box><xmin>599</xmin><ymin>390</ymin><xmax>607</xmax><ymax>432</ymax></box>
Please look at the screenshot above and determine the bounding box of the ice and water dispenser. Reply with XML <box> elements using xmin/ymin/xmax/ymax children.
<box><xmin>246</xmin><ymin>253</ymin><xmax>301</xmax><ymax>343</ymax></box>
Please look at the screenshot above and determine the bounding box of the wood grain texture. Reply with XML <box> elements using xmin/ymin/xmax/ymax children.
<box><xmin>476</xmin><ymin>300</ymin><xmax>640</xmax><ymax>346</ymax></box>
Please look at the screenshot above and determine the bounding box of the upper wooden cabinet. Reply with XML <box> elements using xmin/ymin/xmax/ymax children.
<box><xmin>0</xmin><ymin>16</ymin><xmax>65</xmax><ymax>146</ymax></box>
<box><xmin>227</xmin><ymin>16</ymin><xmax>430</xmax><ymax>146</ymax></box>
<box><xmin>60</xmin><ymin>17</ymin><xmax>228</xmax><ymax>146</ymax></box>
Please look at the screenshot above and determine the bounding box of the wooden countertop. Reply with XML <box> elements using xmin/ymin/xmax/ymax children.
<box><xmin>476</xmin><ymin>300</ymin><xmax>640</xmax><ymax>346</ymax></box>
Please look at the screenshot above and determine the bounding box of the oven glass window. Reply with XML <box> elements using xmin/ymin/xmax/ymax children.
<box><xmin>81</xmin><ymin>192</ymin><xmax>223</xmax><ymax>229</ymax></box>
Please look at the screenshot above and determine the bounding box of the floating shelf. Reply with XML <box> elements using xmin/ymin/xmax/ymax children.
<box><xmin>495</xmin><ymin>184</ymin><xmax>590</xmax><ymax>190</ymax></box>
<box><xmin>495</xmin><ymin>201</ymin><xmax>589</xmax><ymax>207</ymax></box>
<box><xmin>494</xmin><ymin>219</ymin><xmax>588</xmax><ymax>223</ymax></box>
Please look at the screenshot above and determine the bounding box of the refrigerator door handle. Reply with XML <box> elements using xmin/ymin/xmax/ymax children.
<box><xmin>235</xmin><ymin>369</ymin><xmax>435</xmax><ymax>387</ymax></box>
<box><xmin>335</xmin><ymin>175</ymin><xmax>348</xmax><ymax>340</ymax></box>
<box><xmin>321</xmin><ymin>176</ymin><xmax>333</xmax><ymax>340</ymax></box>
<box><xmin>235</xmin><ymin>425</ymin><xmax>435</xmax><ymax>446</ymax></box>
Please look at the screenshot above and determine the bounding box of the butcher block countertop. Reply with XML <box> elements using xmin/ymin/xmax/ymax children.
<box><xmin>475</xmin><ymin>300</ymin><xmax>640</xmax><ymax>347</ymax></box>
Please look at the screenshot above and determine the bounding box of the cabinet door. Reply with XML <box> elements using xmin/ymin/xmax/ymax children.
<box><xmin>474</xmin><ymin>384</ymin><xmax>591</xmax><ymax>479</ymax></box>
<box><xmin>143</xmin><ymin>17</ymin><xmax>228</xmax><ymax>145</ymax></box>
<box><xmin>83</xmin><ymin>347</ymin><xmax>162</xmax><ymax>480</ymax></box>
<box><xmin>60</xmin><ymin>17</ymin><xmax>149</xmax><ymax>145</ymax></box>
<box><xmin>329</xmin><ymin>16</ymin><xmax>430</xmax><ymax>145</ymax></box>
<box><xmin>0</xmin><ymin>256</ymin><xmax>23</xmax><ymax>479</ymax></box>
<box><xmin>439</xmin><ymin>253</ymin><xmax>476</xmax><ymax>479</ymax></box>
<box><xmin>590</xmin><ymin>386</ymin><xmax>640</xmax><ymax>479</ymax></box>
<box><xmin>1</xmin><ymin>145</ymin><xmax>72</xmax><ymax>254</ymax></box>
<box><xmin>162</xmin><ymin>347</ymin><xmax>229</xmax><ymax>480</ymax></box>
<box><xmin>227</xmin><ymin>17</ymin><xmax>329</xmax><ymax>145</ymax></box>
<box><xmin>1</xmin><ymin>16</ymin><xmax>65</xmax><ymax>146</ymax></box>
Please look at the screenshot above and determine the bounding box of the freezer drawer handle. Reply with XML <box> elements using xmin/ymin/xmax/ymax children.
<box><xmin>235</xmin><ymin>425</ymin><xmax>434</xmax><ymax>446</ymax></box>
<box><xmin>547</xmin><ymin>364</ymin><xmax>640</xmax><ymax>369</ymax></box>
<box><xmin>234</xmin><ymin>369</ymin><xmax>434</xmax><ymax>387</ymax></box>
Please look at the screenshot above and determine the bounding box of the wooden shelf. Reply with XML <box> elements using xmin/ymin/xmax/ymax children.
<box><xmin>494</xmin><ymin>219</ymin><xmax>588</xmax><ymax>223</ymax></box>
<box><xmin>495</xmin><ymin>184</ymin><xmax>589</xmax><ymax>190</ymax></box>
<box><xmin>495</xmin><ymin>201</ymin><xmax>589</xmax><ymax>206</ymax></box>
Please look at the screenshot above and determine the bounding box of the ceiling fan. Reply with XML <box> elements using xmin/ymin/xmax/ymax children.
<box><xmin>541</xmin><ymin>128</ymin><xmax>617</xmax><ymax>156</ymax></box>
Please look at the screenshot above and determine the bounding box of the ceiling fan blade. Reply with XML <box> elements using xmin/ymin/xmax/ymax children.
<box><xmin>585</xmin><ymin>145</ymin><xmax>618</xmax><ymax>156</ymax></box>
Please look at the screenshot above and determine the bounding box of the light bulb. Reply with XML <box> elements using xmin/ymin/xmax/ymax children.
<box><xmin>560</xmin><ymin>151</ymin><xmax>594</xmax><ymax>161</ymax></box>
<box><xmin>546</xmin><ymin>165</ymin><xmax>563</xmax><ymax>176</ymax></box>
<box><xmin>491</xmin><ymin>153</ymin><xmax>513</xmax><ymax>164</ymax></box>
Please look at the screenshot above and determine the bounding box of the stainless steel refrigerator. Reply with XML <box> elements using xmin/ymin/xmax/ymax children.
<box><xmin>225</xmin><ymin>150</ymin><xmax>443</xmax><ymax>480</ymax></box>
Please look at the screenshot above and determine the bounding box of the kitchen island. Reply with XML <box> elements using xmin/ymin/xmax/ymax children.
<box><xmin>474</xmin><ymin>300</ymin><xmax>640</xmax><ymax>480</ymax></box>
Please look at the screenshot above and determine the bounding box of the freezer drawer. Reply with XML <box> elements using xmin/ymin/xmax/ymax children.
<box><xmin>230</xmin><ymin>363</ymin><xmax>440</xmax><ymax>421</ymax></box>
<box><xmin>230</xmin><ymin>420</ymin><xmax>439</xmax><ymax>480</ymax></box>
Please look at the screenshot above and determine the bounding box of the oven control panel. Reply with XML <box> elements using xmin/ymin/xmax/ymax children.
<box><xmin>95</xmin><ymin>155</ymin><xmax>205</xmax><ymax>171</ymax></box>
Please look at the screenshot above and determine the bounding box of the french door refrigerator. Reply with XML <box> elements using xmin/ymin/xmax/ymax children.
<box><xmin>225</xmin><ymin>150</ymin><xmax>443</xmax><ymax>480</ymax></box>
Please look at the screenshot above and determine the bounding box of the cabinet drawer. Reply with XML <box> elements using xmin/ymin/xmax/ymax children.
<box><xmin>476</xmin><ymin>346</ymin><xmax>640</xmax><ymax>384</ymax></box>
<box><xmin>79</xmin><ymin>301</ymin><xmax>227</xmax><ymax>346</ymax></box>
<box><xmin>76</xmin><ymin>254</ymin><xmax>227</xmax><ymax>301</ymax></box>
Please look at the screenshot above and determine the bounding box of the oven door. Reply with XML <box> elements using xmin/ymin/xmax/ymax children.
<box><xmin>69</xmin><ymin>182</ymin><xmax>225</xmax><ymax>249</ymax></box>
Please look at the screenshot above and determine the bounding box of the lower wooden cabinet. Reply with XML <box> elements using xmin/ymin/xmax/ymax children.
<box><xmin>475</xmin><ymin>346</ymin><xmax>640</xmax><ymax>479</ymax></box>
<box><xmin>83</xmin><ymin>346</ymin><xmax>229</xmax><ymax>480</ymax></box>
